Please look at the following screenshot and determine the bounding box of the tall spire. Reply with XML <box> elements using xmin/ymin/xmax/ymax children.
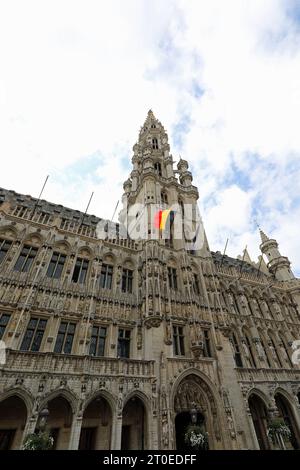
<box><xmin>259</xmin><ymin>229</ymin><xmax>269</xmax><ymax>243</ymax></box>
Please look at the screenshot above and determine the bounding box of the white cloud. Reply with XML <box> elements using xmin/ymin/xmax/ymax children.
<box><xmin>0</xmin><ymin>0</ymin><xmax>299</xmax><ymax>275</ymax></box>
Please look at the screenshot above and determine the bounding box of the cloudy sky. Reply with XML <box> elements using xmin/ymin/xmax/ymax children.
<box><xmin>0</xmin><ymin>0</ymin><xmax>299</xmax><ymax>275</ymax></box>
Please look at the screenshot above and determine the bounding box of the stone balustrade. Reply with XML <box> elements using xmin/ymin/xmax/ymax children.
<box><xmin>235</xmin><ymin>366</ymin><xmax>300</xmax><ymax>383</ymax></box>
<box><xmin>1</xmin><ymin>349</ymin><xmax>155</xmax><ymax>378</ymax></box>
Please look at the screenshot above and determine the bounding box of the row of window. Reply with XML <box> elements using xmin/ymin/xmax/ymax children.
<box><xmin>172</xmin><ymin>325</ymin><xmax>212</xmax><ymax>357</ymax></box>
<box><xmin>0</xmin><ymin>239</ymin><xmax>202</xmax><ymax>294</ymax></box>
<box><xmin>0</xmin><ymin>313</ymin><xmax>132</xmax><ymax>358</ymax></box>
<box><xmin>0</xmin><ymin>241</ymin><xmax>134</xmax><ymax>293</ymax></box>
<box><xmin>231</xmin><ymin>331</ymin><xmax>293</xmax><ymax>369</ymax></box>
<box><xmin>0</xmin><ymin>312</ymin><xmax>212</xmax><ymax>359</ymax></box>
<box><xmin>224</xmin><ymin>291</ymin><xmax>298</xmax><ymax>321</ymax></box>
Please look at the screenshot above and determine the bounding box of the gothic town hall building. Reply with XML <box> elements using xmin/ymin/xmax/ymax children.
<box><xmin>0</xmin><ymin>110</ymin><xmax>300</xmax><ymax>450</ymax></box>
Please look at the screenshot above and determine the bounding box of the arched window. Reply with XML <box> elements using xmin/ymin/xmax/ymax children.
<box><xmin>152</xmin><ymin>138</ymin><xmax>159</xmax><ymax>150</ymax></box>
<box><xmin>154</xmin><ymin>161</ymin><xmax>162</xmax><ymax>176</ymax></box>
<box><xmin>14</xmin><ymin>245</ymin><xmax>38</xmax><ymax>273</ymax></box>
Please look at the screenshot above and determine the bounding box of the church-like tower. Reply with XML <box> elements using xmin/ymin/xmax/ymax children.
<box><xmin>0</xmin><ymin>110</ymin><xmax>300</xmax><ymax>451</ymax></box>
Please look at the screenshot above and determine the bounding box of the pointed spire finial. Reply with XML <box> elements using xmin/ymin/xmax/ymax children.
<box><xmin>259</xmin><ymin>229</ymin><xmax>269</xmax><ymax>243</ymax></box>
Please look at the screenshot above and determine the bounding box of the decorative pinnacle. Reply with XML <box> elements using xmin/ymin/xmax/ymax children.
<box><xmin>259</xmin><ymin>229</ymin><xmax>269</xmax><ymax>243</ymax></box>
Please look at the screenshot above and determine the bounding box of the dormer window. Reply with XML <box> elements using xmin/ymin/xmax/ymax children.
<box><xmin>152</xmin><ymin>138</ymin><xmax>159</xmax><ymax>149</ymax></box>
<box><xmin>154</xmin><ymin>162</ymin><xmax>162</xmax><ymax>176</ymax></box>
<box><xmin>151</xmin><ymin>124</ymin><xmax>156</xmax><ymax>128</ymax></box>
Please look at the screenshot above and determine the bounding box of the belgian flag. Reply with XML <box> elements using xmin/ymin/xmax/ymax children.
<box><xmin>154</xmin><ymin>209</ymin><xmax>175</xmax><ymax>229</ymax></box>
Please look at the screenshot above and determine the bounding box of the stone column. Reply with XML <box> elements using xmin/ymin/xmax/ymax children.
<box><xmin>246</xmin><ymin>405</ymin><xmax>260</xmax><ymax>449</ymax></box>
<box><xmin>111</xmin><ymin>414</ymin><xmax>123</xmax><ymax>450</ymax></box>
<box><xmin>68</xmin><ymin>414</ymin><xmax>83</xmax><ymax>450</ymax></box>
<box><xmin>20</xmin><ymin>414</ymin><xmax>39</xmax><ymax>448</ymax></box>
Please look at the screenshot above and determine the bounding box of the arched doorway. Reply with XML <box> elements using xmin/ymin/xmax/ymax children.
<box><xmin>248</xmin><ymin>394</ymin><xmax>270</xmax><ymax>450</ymax></box>
<box><xmin>121</xmin><ymin>396</ymin><xmax>146</xmax><ymax>450</ymax></box>
<box><xmin>44</xmin><ymin>396</ymin><xmax>73</xmax><ymax>449</ymax></box>
<box><xmin>79</xmin><ymin>396</ymin><xmax>112</xmax><ymax>450</ymax></box>
<box><xmin>173</xmin><ymin>374</ymin><xmax>221</xmax><ymax>450</ymax></box>
<box><xmin>0</xmin><ymin>395</ymin><xmax>27</xmax><ymax>449</ymax></box>
<box><xmin>275</xmin><ymin>393</ymin><xmax>300</xmax><ymax>449</ymax></box>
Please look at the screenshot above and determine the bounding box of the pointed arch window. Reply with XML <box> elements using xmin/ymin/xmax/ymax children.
<box><xmin>152</xmin><ymin>138</ymin><xmax>159</xmax><ymax>150</ymax></box>
<box><xmin>154</xmin><ymin>162</ymin><xmax>162</xmax><ymax>176</ymax></box>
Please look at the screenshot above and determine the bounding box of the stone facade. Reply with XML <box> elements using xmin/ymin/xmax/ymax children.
<box><xmin>0</xmin><ymin>110</ymin><xmax>300</xmax><ymax>450</ymax></box>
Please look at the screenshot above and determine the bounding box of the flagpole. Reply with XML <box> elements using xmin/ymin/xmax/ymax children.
<box><xmin>256</xmin><ymin>255</ymin><xmax>263</xmax><ymax>279</ymax></box>
<box><xmin>80</xmin><ymin>192</ymin><xmax>94</xmax><ymax>228</ymax></box>
<box><xmin>238</xmin><ymin>245</ymin><xmax>247</xmax><ymax>278</ymax></box>
<box><xmin>31</xmin><ymin>175</ymin><xmax>49</xmax><ymax>218</ymax></box>
<box><xmin>220</xmin><ymin>238</ymin><xmax>229</xmax><ymax>268</ymax></box>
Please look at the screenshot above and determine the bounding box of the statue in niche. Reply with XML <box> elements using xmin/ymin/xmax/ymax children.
<box><xmin>161</xmin><ymin>413</ymin><xmax>169</xmax><ymax>447</ymax></box>
<box><xmin>182</xmin><ymin>269</ymin><xmax>188</xmax><ymax>285</ymax></box>
<box><xmin>137</xmin><ymin>327</ymin><xmax>142</xmax><ymax>349</ymax></box>
<box><xmin>241</xmin><ymin>340</ymin><xmax>250</xmax><ymax>358</ymax></box>
<box><xmin>20</xmin><ymin>290</ymin><xmax>28</xmax><ymax>304</ymax></box>
<box><xmin>116</xmin><ymin>269</ymin><xmax>121</xmax><ymax>285</ymax></box>
<box><xmin>255</xmin><ymin>339</ymin><xmax>265</xmax><ymax>359</ymax></box>
<box><xmin>160</xmin><ymin>385</ymin><xmax>167</xmax><ymax>410</ymax></box>
<box><xmin>273</xmin><ymin>302</ymin><xmax>281</xmax><ymax>315</ymax></box>
<box><xmin>165</xmin><ymin>321</ymin><xmax>172</xmax><ymax>345</ymax></box>
<box><xmin>189</xmin><ymin>323</ymin><xmax>197</xmax><ymax>346</ymax></box>
<box><xmin>50</xmin><ymin>294</ymin><xmax>57</xmax><ymax>309</ymax></box>
<box><xmin>240</xmin><ymin>295</ymin><xmax>248</xmax><ymax>309</ymax></box>
<box><xmin>227</xmin><ymin>293</ymin><xmax>235</xmax><ymax>308</ymax></box>
<box><xmin>57</xmin><ymin>296</ymin><xmax>64</xmax><ymax>311</ymax></box>
<box><xmin>125</xmin><ymin>306</ymin><xmax>131</xmax><ymax>319</ymax></box>
<box><xmin>148</xmin><ymin>296</ymin><xmax>153</xmax><ymax>313</ymax></box>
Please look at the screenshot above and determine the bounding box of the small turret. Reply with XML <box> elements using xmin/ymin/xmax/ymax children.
<box><xmin>259</xmin><ymin>229</ymin><xmax>294</xmax><ymax>281</ymax></box>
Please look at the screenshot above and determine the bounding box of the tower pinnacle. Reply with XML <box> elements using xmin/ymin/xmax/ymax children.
<box><xmin>259</xmin><ymin>229</ymin><xmax>269</xmax><ymax>243</ymax></box>
<box><xmin>259</xmin><ymin>229</ymin><xmax>294</xmax><ymax>281</ymax></box>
